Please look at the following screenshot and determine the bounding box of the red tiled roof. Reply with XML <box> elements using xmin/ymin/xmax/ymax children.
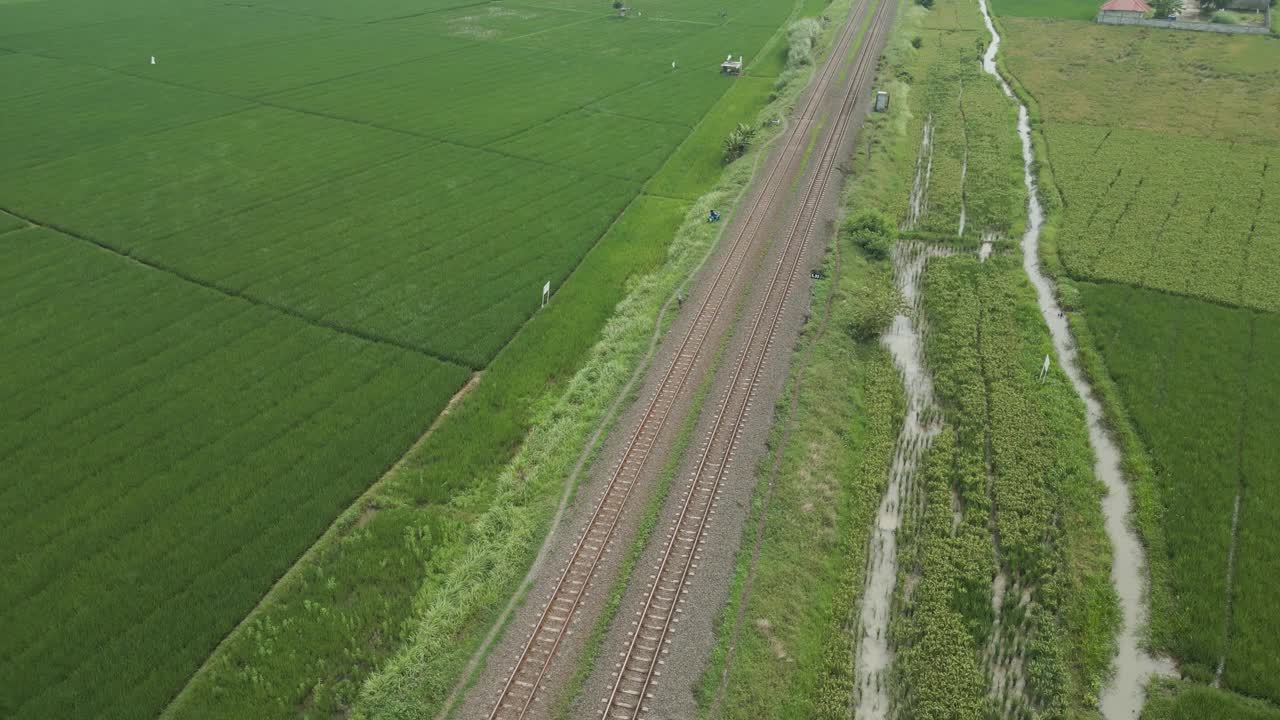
<box><xmin>1100</xmin><ymin>0</ymin><xmax>1151</xmax><ymax>12</ymax></box>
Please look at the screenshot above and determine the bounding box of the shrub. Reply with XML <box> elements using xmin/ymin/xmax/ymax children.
<box><xmin>844</xmin><ymin>278</ymin><xmax>902</xmax><ymax>342</ymax></box>
<box><xmin>786</xmin><ymin>18</ymin><xmax>822</xmax><ymax>68</ymax></box>
<box><xmin>723</xmin><ymin>122</ymin><xmax>757</xmax><ymax>164</ymax></box>
<box><xmin>911</xmin><ymin>36</ymin><xmax>924</xmax><ymax>49</ymax></box>
<box><xmin>843</xmin><ymin>209</ymin><xmax>896</xmax><ymax>260</ymax></box>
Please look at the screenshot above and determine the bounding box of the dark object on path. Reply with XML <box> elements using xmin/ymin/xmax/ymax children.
<box><xmin>708</xmin><ymin>209</ymin><xmax>722</xmax><ymax>223</ymax></box>
<box><xmin>810</xmin><ymin>269</ymin><xmax>824</xmax><ymax>280</ymax></box>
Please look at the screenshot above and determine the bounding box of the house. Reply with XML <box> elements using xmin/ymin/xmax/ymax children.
<box><xmin>1098</xmin><ymin>0</ymin><xmax>1151</xmax><ymax>19</ymax></box>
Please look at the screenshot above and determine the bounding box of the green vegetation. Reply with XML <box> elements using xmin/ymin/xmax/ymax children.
<box><xmin>786</xmin><ymin>16</ymin><xmax>825</xmax><ymax>67</ymax></box>
<box><xmin>1143</xmin><ymin>679</ymin><xmax>1280</xmax><ymax>720</ymax></box>
<box><xmin>989</xmin><ymin>0</ymin><xmax>1102</xmax><ymax>20</ymax></box>
<box><xmin>1000</xmin><ymin>13</ymin><xmax>1280</xmax><ymax>710</ymax></box>
<box><xmin>843</xmin><ymin>208</ymin><xmax>896</xmax><ymax>259</ymax></box>
<box><xmin>891</xmin><ymin>0</ymin><xmax>1023</xmax><ymax>241</ymax></box>
<box><xmin>723</xmin><ymin>122</ymin><xmax>759</xmax><ymax>163</ymax></box>
<box><xmin>0</xmin><ymin>228</ymin><xmax>468</xmax><ymax>720</ymax></box>
<box><xmin>703</xmin><ymin>0</ymin><xmax>1114</xmax><ymax>716</ymax></box>
<box><xmin>696</xmin><ymin>182</ymin><xmax>903</xmax><ymax>720</ymax></box>
<box><xmin>0</xmin><ymin>0</ymin><xmax>808</xmax><ymax>716</ymax></box>
<box><xmin>1075</xmin><ymin>283</ymin><xmax>1280</xmax><ymax>700</ymax></box>
<box><xmin>909</xmin><ymin>256</ymin><xmax>1117</xmax><ymax>718</ymax></box>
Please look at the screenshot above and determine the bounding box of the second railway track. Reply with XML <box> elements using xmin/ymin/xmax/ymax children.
<box><xmin>599</xmin><ymin>0</ymin><xmax>894</xmax><ymax>717</ymax></box>
<box><xmin>484</xmin><ymin>0</ymin><xmax>892</xmax><ymax>717</ymax></box>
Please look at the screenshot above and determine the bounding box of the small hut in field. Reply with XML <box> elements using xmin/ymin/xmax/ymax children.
<box><xmin>720</xmin><ymin>54</ymin><xmax>743</xmax><ymax>75</ymax></box>
<box><xmin>1098</xmin><ymin>0</ymin><xmax>1151</xmax><ymax>20</ymax></box>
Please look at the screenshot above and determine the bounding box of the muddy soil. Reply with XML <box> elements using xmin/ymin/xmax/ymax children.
<box><xmin>853</xmin><ymin>242</ymin><xmax>946</xmax><ymax>720</ymax></box>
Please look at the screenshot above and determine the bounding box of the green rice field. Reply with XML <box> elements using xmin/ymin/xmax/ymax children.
<box><xmin>0</xmin><ymin>0</ymin><xmax>802</xmax><ymax>716</ymax></box>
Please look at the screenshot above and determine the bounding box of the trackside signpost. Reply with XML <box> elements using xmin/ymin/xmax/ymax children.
<box><xmin>542</xmin><ymin>281</ymin><xmax>550</xmax><ymax>308</ymax></box>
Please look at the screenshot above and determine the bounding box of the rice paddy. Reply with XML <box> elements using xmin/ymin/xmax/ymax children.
<box><xmin>0</xmin><ymin>0</ymin><xmax>801</xmax><ymax>716</ymax></box>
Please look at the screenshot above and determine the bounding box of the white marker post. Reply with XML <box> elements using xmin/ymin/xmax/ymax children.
<box><xmin>150</xmin><ymin>56</ymin><xmax>156</xmax><ymax>65</ymax></box>
<box><xmin>1039</xmin><ymin>354</ymin><xmax>1051</xmax><ymax>383</ymax></box>
<box><xmin>542</xmin><ymin>281</ymin><xmax>551</xmax><ymax>308</ymax></box>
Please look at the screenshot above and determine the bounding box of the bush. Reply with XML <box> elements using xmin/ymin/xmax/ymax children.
<box><xmin>843</xmin><ymin>209</ymin><xmax>896</xmax><ymax>261</ymax></box>
<box><xmin>786</xmin><ymin>18</ymin><xmax>822</xmax><ymax>68</ymax></box>
<box><xmin>911</xmin><ymin>36</ymin><xmax>924</xmax><ymax>49</ymax></box>
<box><xmin>723</xmin><ymin>122</ymin><xmax>757</xmax><ymax>164</ymax></box>
<box><xmin>916</xmin><ymin>0</ymin><xmax>935</xmax><ymax>8</ymax></box>
<box><xmin>844</xmin><ymin>278</ymin><xmax>902</xmax><ymax>342</ymax></box>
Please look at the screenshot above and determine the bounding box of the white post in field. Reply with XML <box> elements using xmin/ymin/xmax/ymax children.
<box><xmin>542</xmin><ymin>281</ymin><xmax>551</xmax><ymax>308</ymax></box>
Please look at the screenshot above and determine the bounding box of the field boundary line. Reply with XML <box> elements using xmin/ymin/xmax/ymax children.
<box><xmin>0</xmin><ymin>205</ymin><xmax>476</xmax><ymax>369</ymax></box>
<box><xmin>501</xmin><ymin>12</ymin><xmax>608</xmax><ymax>41</ymax></box>
<box><xmin>582</xmin><ymin>107</ymin><xmax>695</xmax><ymax>131</ymax></box>
<box><xmin>367</xmin><ymin>0</ymin><xmax>499</xmax><ymax>25</ymax></box>
<box><xmin>1071</xmin><ymin>276</ymin><xmax>1280</xmax><ymax>317</ymax></box>
<box><xmin>0</xmin><ymin>47</ymin><xmax>643</xmax><ymax>187</ymax></box>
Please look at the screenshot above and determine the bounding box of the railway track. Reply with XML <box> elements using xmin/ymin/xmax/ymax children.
<box><xmin>484</xmin><ymin>1</ymin><xmax>887</xmax><ymax>717</ymax></box>
<box><xmin>599</xmin><ymin>0</ymin><xmax>894</xmax><ymax>717</ymax></box>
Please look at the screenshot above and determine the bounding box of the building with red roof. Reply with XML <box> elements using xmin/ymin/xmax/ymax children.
<box><xmin>1099</xmin><ymin>0</ymin><xmax>1152</xmax><ymax>17</ymax></box>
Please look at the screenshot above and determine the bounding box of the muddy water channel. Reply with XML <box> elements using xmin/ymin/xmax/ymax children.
<box><xmin>854</xmin><ymin>242</ymin><xmax>944</xmax><ymax>720</ymax></box>
<box><xmin>975</xmin><ymin>0</ymin><xmax>1175</xmax><ymax>716</ymax></box>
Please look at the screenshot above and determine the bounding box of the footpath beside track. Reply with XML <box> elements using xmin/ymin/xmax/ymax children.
<box><xmin>480</xmin><ymin>1</ymin><xmax>893</xmax><ymax>716</ymax></box>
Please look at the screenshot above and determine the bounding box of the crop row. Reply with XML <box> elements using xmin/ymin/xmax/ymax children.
<box><xmin>895</xmin><ymin>254</ymin><xmax>1116</xmax><ymax>718</ymax></box>
<box><xmin>1080</xmin><ymin>281</ymin><xmax>1280</xmax><ymax>703</ymax></box>
<box><xmin>0</xmin><ymin>1</ymin><xmax>800</xmax><ymax>718</ymax></box>
<box><xmin>2</xmin><ymin>3</ymin><xmax>334</xmax><ymax>70</ymax></box>
<box><xmin>896</xmin><ymin>3</ymin><xmax>1021</xmax><ymax>238</ymax></box>
<box><xmin>999</xmin><ymin>17</ymin><xmax>1280</xmax><ymax>148</ymax></box>
<box><xmin>0</xmin><ymin>227</ymin><xmax>467</xmax><ymax>720</ymax></box>
<box><xmin>1046</xmin><ymin>123</ymin><xmax>1278</xmax><ymax>312</ymax></box>
<box><xmin>0</xmin><ymin>107</ymin><xmax>641</xmax><ymax>366</ymax></box>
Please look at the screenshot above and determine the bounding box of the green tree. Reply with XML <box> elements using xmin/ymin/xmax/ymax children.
<box><xmin>722</xmin><ymin>123</ymin><xmax>756</xmax><ymax>164</ymax></box>
<box><xmin>1150</xmin><ymin>0</ymin><xmax>1184</xmax><ymax>15</ymax></box>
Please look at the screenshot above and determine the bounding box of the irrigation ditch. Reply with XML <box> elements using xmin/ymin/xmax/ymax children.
<box><xmin>975</xmin><ymin>0</ymin><xmax>1177</xmax><ymax>716</ymax></box>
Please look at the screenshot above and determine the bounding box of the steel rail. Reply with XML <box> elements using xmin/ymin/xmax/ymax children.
<box><xmin>486</xmin><ymin>1</ymin><xmax>878</xmax><ymax>716</ymax></box>
<box><xmin>600</xmin><ymin>1</ymin><xmax>894</xmax><ymax>716</ymax></box>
